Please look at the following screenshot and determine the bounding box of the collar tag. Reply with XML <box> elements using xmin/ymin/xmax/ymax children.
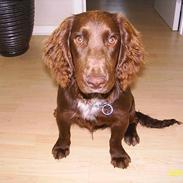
<box><xmin>101</xmin><ymin>103</ymin><xmax>113</xmax><ymax>116</ymax></box>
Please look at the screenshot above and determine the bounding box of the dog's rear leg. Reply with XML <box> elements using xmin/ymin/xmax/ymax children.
<box><xmin>124</xmin><ymin>121</ymin><xmax>140</xmax><ymax>146</ymax></box>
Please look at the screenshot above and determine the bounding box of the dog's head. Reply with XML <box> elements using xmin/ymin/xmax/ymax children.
<box><xmin>43</xmin><ymin>11</ymin><xmax>144</xmax><ymax>93</ymax></box>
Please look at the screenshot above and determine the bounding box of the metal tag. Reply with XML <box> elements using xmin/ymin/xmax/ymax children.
<box><xmin>101</xmin><ymin>103</ymin><xmax>113</xmax><ymax>116</ymax></box>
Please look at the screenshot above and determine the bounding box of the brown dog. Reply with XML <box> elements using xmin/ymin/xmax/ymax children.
<box><xmin>43</xmin><ymin>11</ymin><xmax>181</xmax><ymax>169</ymax></box>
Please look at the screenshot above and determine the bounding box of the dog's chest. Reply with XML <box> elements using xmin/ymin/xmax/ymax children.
<box><xmin>77</xmin><ymin>99</ymin><xmax>102</xmax><ymax>121</ymax></box>
<box><xmin>77</xmin><ymin>99</ymin><xmax>113</xmax><ymax>121</ymax></box>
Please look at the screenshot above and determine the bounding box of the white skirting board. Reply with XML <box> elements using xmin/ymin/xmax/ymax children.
<box><xmin>33</xmin><ymin>26</ymin><xmax>56</xmax><ymax>35</ymax></box>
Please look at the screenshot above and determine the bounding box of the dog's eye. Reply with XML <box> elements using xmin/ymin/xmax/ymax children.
<box><xmin>107</xmin><ymin>36</ymin><xmax>117</xmax><ymax>46</ymax></box>
<box><xmin>74</xmin><ymin>35</ymin><xmax>84</xmax><ymax>44</ymax></box>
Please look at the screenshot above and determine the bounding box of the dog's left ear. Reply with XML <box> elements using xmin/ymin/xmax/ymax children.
<box><xmin>115</xmin><ymin>13</ymin><xmax>144</xmax><ymax>91</ymax></box>
<box><xmin>43</xmin><ymin>16</ymin><xmax>74</xmax><ymax>88</ymax></box>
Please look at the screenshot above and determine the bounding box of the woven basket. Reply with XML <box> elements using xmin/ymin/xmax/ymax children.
<box><xmin>0</xmin><ymin>0</ymin><xmax>34</xmax><ymax>57</ymax></box>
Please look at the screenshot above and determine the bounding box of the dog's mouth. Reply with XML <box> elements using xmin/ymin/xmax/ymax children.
<box><xmin>79</xmin><ymin>87</ymin><xmax>114</xmax><ymax>100</ymax></box>
<box><xmin>75</xmin><ymin>75</ymin><xmax>116</xmax><ymax>99</ymax></box>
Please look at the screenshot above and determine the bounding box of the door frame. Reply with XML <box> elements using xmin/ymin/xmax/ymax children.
<box><xmin>154</xmin><ymin>0</ymin><xmax>182</xmax><ymax>31</ymax></box>
<box><xmin>73</xmin><ymin>0</ymin><xmax>86</xmax><ymax>14</ymax></box>
<box><xmin>179</xmin><ymin>3</ymin><xmax>183</xmax><ymax>35</ymax></box>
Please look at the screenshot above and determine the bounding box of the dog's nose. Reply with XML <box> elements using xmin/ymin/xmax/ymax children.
<box><xmin>85</xmin><ymin>75</ymin><xmax>106</xmax><ymax>89</ymax></box>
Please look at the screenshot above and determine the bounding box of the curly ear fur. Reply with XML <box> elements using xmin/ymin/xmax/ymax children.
<box><xmin>116</xmin><ymin>14</ymin><xmax>144</xmax><ymax>91</ymax></box>
<box><xmin>43</xmin><ymin>16</ymin><xmax>74</xmax><ymax>88</ymax></box>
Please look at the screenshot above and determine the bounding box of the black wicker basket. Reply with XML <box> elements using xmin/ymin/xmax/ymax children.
<box><xmin>0</xmin><ymin>0</ymin><xmax>34</xmax><ymax>57</ymax></box>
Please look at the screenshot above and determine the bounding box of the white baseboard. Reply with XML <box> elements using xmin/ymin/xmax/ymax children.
<box><xmin>33</xmin><ymin>26</ymin><xmax>56</xmax><ymax>35</ymax></box>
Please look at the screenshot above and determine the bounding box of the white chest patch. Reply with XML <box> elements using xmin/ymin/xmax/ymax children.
<box><xmin>77</xmin><ymin>99</ymin><xmax>104</xmax><ymax>121</ymax></box>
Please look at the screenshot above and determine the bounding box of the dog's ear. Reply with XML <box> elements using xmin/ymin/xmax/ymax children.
<box><xmin>115</xmin><ymin>13</ymin><xmax>144</xmax><ymax>91</ymax></box>
<box><xmin>43</xmin><ymin>16</ymin><xmax>74</xmax><ymax>88</ymax></box>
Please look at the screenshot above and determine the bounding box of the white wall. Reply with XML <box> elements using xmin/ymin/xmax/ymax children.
<box><xmin>33</xmin><ymin>0</ymin><xmax>86</xmax><ymax>35</ymax></box>
<box><xmin>154</xmin><ymin>0</ymin><xmax>182</xmax><ymax>31</ymax></box>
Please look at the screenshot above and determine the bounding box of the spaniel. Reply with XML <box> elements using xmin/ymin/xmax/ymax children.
<box><xmin>43</xmin><ymin>11</ymin><xmax>181</xmax><ymax>169</ymax></box>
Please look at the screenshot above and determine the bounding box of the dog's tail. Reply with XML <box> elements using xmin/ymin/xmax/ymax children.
<box><xmin>135</xmin><ymin>111</ymin><xmax>182</xmax><ymax>128</ymax></box>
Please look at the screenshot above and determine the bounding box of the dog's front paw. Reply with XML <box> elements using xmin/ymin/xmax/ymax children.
<box><xmin>124</xmin><ymin>132</ymin><xmax>140</xmax><ymax>146</ymax></box>
<box><xmin>52</xmin><ymin>143</ymin><xmax>70</xmax><ymax>159</ymax></box>
<box><xmin>111</xmin><ymin>154</ymin><xmax>131</xmax><ymax>169</ymax></box>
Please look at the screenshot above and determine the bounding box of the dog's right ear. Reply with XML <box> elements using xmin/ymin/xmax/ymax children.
<box><xmin>43</xmin><ymin>16</ymin><xmax>74</xmax><ymax>88</ymax></box>
<box><xmin>115</xmin><ymin>13</ymin><xmax>144</xmax><ymax>91</ymax></box>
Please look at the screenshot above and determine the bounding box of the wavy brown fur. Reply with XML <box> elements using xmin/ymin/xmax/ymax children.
<box><xmin>43</xmin><ymin>12</ymin><xmax>144</xmax><ymax>91</ymax></box>
<box><xmin>116</xmin><ymin>14</ymin><xmax>144</xmax><ymax>91</ymax></box>
<box><xmin>43</xmin><ymin>11</ymin><xmax>181</xmax><ymax>169</ymax></box>
<box><xmin>136</xmin><ymin>111</ymin><xmax>182</xmax><ymax>128</ymax></box>
<box><xmin>43</xmin><ymin>16</ymin><xmax>74</xmax><ymax>88</ymax></box>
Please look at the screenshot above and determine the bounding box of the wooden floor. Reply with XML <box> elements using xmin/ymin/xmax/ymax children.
<box><xmin>0</xmin><ymin>0</ymin><xmax>183</xmax><ymax>182</ymax></box>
